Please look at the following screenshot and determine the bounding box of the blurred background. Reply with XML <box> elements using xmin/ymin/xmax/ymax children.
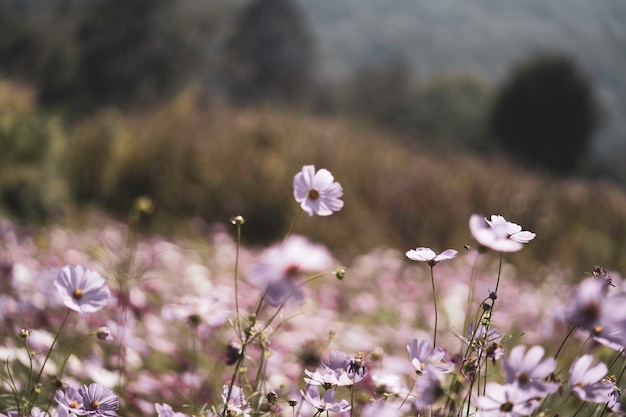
<box><xmin>1</xmin><ymin>0</ymin><xmax>626</xmax><ymax>277</ymax></box>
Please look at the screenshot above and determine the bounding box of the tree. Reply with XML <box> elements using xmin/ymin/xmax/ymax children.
<box><xmin>490</xmin><ymin>53</ymin><xmax>599</xmax><ymax>175</ymax></box>
<box><xmin>75</xmin><ymin>0</ymin><xmax>202</xmax><ymax>108</ymax></box>
<box><xmin>222</xmin><ymin>0</ymin><xmax>316</xmax><ymax>105</ymax></box>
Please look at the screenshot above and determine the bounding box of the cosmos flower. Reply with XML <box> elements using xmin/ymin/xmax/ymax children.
<box><xmin>78</xmin><ymin>383</ymin><xmax>119</xmax><ymax>417</ymax></box>
<box><xmin>305</xmin><ymin>351</ymin><xmax>368</xmax><ymax>388</ymax></box>
<box><xmin>469</xmin><ymin>214</ymin><xmax>535</xmax><ymax>252</ymax></box>
<box><xmin>55</xmin><ymin>385</ymin><xmax>85</xmax><ymax>415</ymax></box>
<box><xmin>475</xmin><ymin>383</ymin><xmax>541</xmax><ymax>417</ymax></box>
<box><xmin>155</xmin><ymin>403</ymin><xmax>191</xmax><ymax>417</ymax></box>
<box><xmin>293</xmin><ymin>165</ymin><xmax>344</xmax><ymax>216</ymax></box>
<box><xmin>407</xmin><ymin>338</ymin><xmax>453</xmax><ymax>375</ymax></box>
<box><xmin>564</xmin><ymin>277</ymin><xmax>626</xmax><ymax>350</ymax></box>
<box><xmin>222</xmin><ymin>385</ymin><xmax>250</xmax><ymax>417</ymax></box>
<box><xmin>502</xmin><ymin>345</ymin><xmax>558</xmax><ymax>395</ymax></box>
<box><xmin>161</xmin><ymin>295</ymin><xmax>230</xmax><ymax>329</ymax></box>
<box><xmin>300</xmin><ymin>385</ymin><xmax>351</xmax><ymax>413</ymax></box>
<box><xmin>405</xmin><ymin>247</ymin><xmax>458</xmax><ymax>267</ymax></box>
<box><xmin>248</xmin><ymin>236</ymin><xmax>333</xmax><ymax>307</ymax></box>
<box><xmin>414</xmin><ymin>365</ymin><xmax>446</xmax><ymax>410</ymax></box>
<box><xmin>569</xmin><ymin>355</ymin><xmax>615</xmax><ymax>403</ymax></box>
<box><xmin>54</xmin><ymin>265</ymin><xmax>110</xmax><ymax>315</ymax></box>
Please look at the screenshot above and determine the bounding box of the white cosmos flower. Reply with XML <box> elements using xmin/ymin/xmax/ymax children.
<box><xmin>406</xmin><ymin>247</ymin><xmax>457</xmax><ymax>267</ymax></box>
<box><xmin>469</xmin><ymin>214</ymin><xmax>535</xmax><ymax>252</ymax></box>
<box><xmin>293</xmin><ymin>165</ymin><xmax>344</xmax><ymax>216</ymax></box>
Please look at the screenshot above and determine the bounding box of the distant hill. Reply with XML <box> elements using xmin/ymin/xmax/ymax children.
<box><xmin>301</xmin><ymin>0</ymin><xmax>626</xmax><ymax>162</ymax></box>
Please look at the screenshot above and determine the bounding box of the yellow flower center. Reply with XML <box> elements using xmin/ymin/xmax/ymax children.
<box><xmin>73</xmin><ymin>289</ymin><xmax>84</xmax><ymax>300</ymax></box>
<box><xmin>69</xmin><ymin>401</ymin><xmax>78</xmax><ymax>409</ymax></box>
<box><xmin>308</xmin><ymin>189</ymin><xmax>320</xmax><ymax>200</ymax></box>
<box><xmin>91</xmin><ymin>400</ymin><xmax>100</xmax><ymax>409</ymax></box>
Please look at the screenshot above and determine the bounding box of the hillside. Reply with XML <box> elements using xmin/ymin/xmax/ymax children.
<box><xmin>7</xmin><ymin>92</ymin><xmax>620</xmax><ymax>280</ymax></box>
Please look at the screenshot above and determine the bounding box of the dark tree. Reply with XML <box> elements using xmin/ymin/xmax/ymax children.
<box><xmin>490</xmin><ymin>53</ymin><xmax>599</xmax><ymax>175</ymax></box>
<box><xmin>75</xmin><ymin>0</ymin><xmax>202</xmax><ymax>108</ymax></box>
<box><xmin>223</xmin><ymin>0</ymin><xmax>316</xmax><ymax>105</ymax></box>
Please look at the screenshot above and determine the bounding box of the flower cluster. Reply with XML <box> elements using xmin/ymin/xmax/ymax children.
<box><xmin>3</xmin><ymin>165</ymin><xmax>626</xmax><ymax>417</ymax></box>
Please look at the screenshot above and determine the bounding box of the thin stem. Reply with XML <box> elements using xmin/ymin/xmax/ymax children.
<box><xmin>463</xmin><ymin>251</ymin><xmax>481</xmax><ymax>339</ymax></box>
<box><xmin>233</xmin><ymin>220</ymin><xmax>243</xmax><ymax>337</ymax></box>
<box><xmin>282</xmin><ymin>208</ymin><xmax>303</xmax><ymax>250</ymax></box>
<box><xmin>553</xmin><ymin>325</ymin><xmax>576</xmax><ymax>362</ymax></box>
<box><xmin>430</xmin><ymin>266</ymin><xmax>438</xmax><ymax>348</ymax></box>
<box><xmin>35</xmin><ymin>309</ymin><xmax>71</xmax><ymax>386</ymax></box>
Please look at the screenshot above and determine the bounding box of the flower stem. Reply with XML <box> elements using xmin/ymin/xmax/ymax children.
<box><xmin>282</xmin><ymin>208</ymin><xmax>303</xmax><ymax>249</ymax></box>
<box><xmin>233</xmin><ymin>219</ymin><xmax>243</xmax><ymax>337</ymax></box>
<box><xmin>430</xmin><ymin>266</ymin><xmax>438</xmax><ymax>348</ymax></box>
<box><xmin>35</xmin><ymin>308</ymin><xmax>71</xmax><ymax>386</ymax></box>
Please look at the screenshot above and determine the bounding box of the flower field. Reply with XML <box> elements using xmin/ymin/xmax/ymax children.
<box><xmin>2</xmin><ymin>164</ymin><xmax>626</xmax><ymax>417</ymax></box>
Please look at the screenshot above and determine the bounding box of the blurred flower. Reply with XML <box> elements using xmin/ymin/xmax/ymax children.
<box><xmin>300</xmin><ymin>385</ymin><xmax>351</xmax><ymax>413</ymax></box>
<box><xmin>78</xmin><ymin>383</ymin><xmax>119</xmax><ymax>417</ymax></box>
<box><xmin>469</xmin><ymin>214</ymin><xmax>535</xmax><ymax>252</ymax></box>
<box><xmin>249</xmin><ymin>236</ymin><xmax>333</xmax><ymax>307</ymax></box>
<box><xmin>407</xmin><ymin>338</ymin><xmax>453</xmax><ymax>375</ymax></box>
<box><xmin>360</xmin><ymin>400</ymin><xmax>403</xmax><ymax>417</ymax></box>
<box><xmin>564</xmin><ymin>277</ymin><xmax>626</xmax><ymax>350</ymax></box>
<box><xmin>54</xmin><ymin>265</ymin><xmax>110</xmax><ymax>315</ymax></box>
<box><xmin>475</xmin><ymin>383</ymin><xmax>541</xmax><ymax>417</ymax></box>
<box><xmin>222</xmin><ymin>385</ymin><xmax>250</xmax><ymax>417</ymax></box>
<box><xmin>405</xmin><ymin>247</ymin><xmax>457</xmax><ymax>267</ymax></box>
<box><xmin>569</xmin><ymin>355</ymin><xmax>614</xmax><ymax>403</ymax></box>
<box><xmin>155</xmin><ymin>403</ymin><xmax>190</xmax><ymax>417</ymax></box>
<box><xmin>161</xmin><ymin>295</ymin><xmax>229</xmax><ymax>329</ymax></box>
<box><xmin>414</xmin><ymin>365</ymin><xmax>445</xmax><ymax>410</ymax></box>
<box><xmin>502</xmin><ymin>345</ymin><xmax>558</xmax><ymax>395</ymax></box>
<box><xmin>293</xmin><ymin>165</ymin><xmax>343</xmax><ymax>216</ymax></box>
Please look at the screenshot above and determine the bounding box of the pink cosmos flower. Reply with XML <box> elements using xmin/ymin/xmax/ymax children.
<box><xmin>155</xmin><ymin>403</ymin><xmax>190</xmax><ymax>417</ymax></box>
<box><xmin>405</xmin><ymin>247</ymin><xmax>458</xmax><ymax>267</ymax></box>
<box><xmin>54</xmin><ymin>265</ymin><xmax>110</xmax><ymax>315</ymax></box>
<box><xmin>55</xmin><ymin>385</ymin><xmax>85</xmax><ymax>415</ymax></box>
<box><xmin>78</xmin><ymin>383</ymin><xmax>119</xmax><ymax>417</ymax></box>
<box><xmin>569</xmin><ymin>355</ymin><xmax>615</xmax><ymax>403</ymax></box>
<box><xmin>407</xmin><ymin>338</ymin><xmax>453</xmax><ymax>375</ymax></box>
<box><xmin>293</xmin><ymin>165</ymin><xmax>344</xmax><ymax>216</ymax></box>
<box><xmin>564</xmin><ymin>277</ymin><xmax>626</xmax><ymax>350</ymax></box>
<box><xmin>502</xmin><ymin>345</ymin><xmax>558</xmax><ymax>395</ymax></box>
<box><xmin>475</xmin><ymin>383</ymin><xmax>541</xmax><ymax>417</ymax></box>
<box><xmin>222</xmin><ymin>385</ymin><xmax>250</xmax><ymax>417</ymax></box>
<box><xmin>300</xmin><ymin>386</ymin><xmax>351</xmax><ymax>413</ymax></box>
<box><xmin>414</xmin><ymin>365</ymin><xmax>446</xmax><ymax>410</ymax></box>
<box><xmin>469</xmin><ymin>214</ymin><xmax>535</xmax><ymax>252</ymax></box>
<box><xmin>248</xmin><ymin>236</ymin><xmax>333</xmax><ymax>307</ymax></box>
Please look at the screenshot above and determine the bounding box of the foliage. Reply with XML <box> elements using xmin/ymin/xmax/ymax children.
<box><xmin>341</xmin><ymin>62</ymin><xmax>495</xmax><ymax>150</ymax></box>
<box><xmin>221</xmin><ymin>0</ymin><xmax>316</xmax><ymax>105</ymax></box>
<box><xmin>490</xmin><ymin>52</ymin><xmax>599</xmax><ymax>175</ymax></box>
<box><xmin>0</xmin><ymin>82</ymin><xmax>67</xmax><ymax>222</ymax></box>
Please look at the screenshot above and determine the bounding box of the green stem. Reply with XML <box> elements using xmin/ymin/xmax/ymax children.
<box><xmin>553</xmin><ymin>325</ymin><xmax>576</xmax><ymax>362</ymax></box>
<box><xmin>35</xmin><ymin>309</ymin><xmax>71</xmax><ymax>386</ymax></box>
<box><xmin>282</xmin><ymin>208</ymin><xmax>303</xmax><ymax>250</ymax></box>
<box><xmin>430</xmin><ymin>266</ymin><xmax>438</xmax><ymax>348</ymax></box>
<box><xmin>235</xmin><ymin>225</ymin><xmax>242</xmax><ymax>335</ymax></box>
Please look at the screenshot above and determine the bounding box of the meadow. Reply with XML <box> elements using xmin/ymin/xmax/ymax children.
<box><xmin>2</xmin><ymin>81</ymin><xmax>626</xmax><ymax>416</ymax></box>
